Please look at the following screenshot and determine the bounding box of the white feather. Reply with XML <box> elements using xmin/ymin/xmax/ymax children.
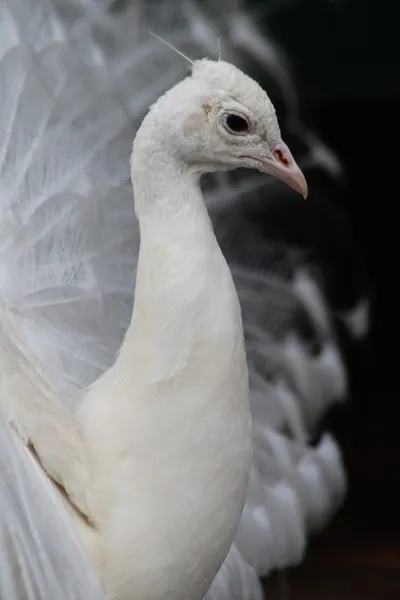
<box><xmin>205</xmin><ymin>545</ymin><xmax>263</xmax><ymax>600</ymax></box>
<box><xmin>339</xmin><ymin>296</ymin><xmax>371</xmax><ymax>340</ymax></box>
<box><xmin>0</xmin><ymin>409</ymin><xmax>105</xmax><ymax>600</ymax></box>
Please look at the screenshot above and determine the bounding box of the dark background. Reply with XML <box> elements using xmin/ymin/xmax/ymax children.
<box><xmin>253</xmin><ymin>0</ymin><xmax>400</xmax><ymax>596</ymax></box>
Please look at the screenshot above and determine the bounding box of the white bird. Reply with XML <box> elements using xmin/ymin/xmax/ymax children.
<box><xmin>0</xmin><ymin>1</ymin><xmax>349</xmax><ymax>598</ymax></box>
<box><xmin>0</xmin><ymin>27</ymin><xmax>310</xmax><ymax>599</ymax></box>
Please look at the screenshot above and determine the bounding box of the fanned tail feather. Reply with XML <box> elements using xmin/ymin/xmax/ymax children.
<box><xmin>0</xmin><ymin>0</ymin><xmax>352</xmax><ymax>597</ymax></box>
<box><xmin>204</xmin><ymin>545</ymin><xmax>263</xmax><ymax>600</ymax></box>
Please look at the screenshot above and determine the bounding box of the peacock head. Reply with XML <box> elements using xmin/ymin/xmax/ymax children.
<box><xmin>138</xmin><ymin>58</ymin><xmax>307</xmax><ymax>198</ymax></box>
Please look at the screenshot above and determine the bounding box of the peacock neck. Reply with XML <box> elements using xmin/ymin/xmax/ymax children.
<box><xmin>116</xmin><ymin>130</ymin><xmax>223</xmax><ymax>375</ymax></box>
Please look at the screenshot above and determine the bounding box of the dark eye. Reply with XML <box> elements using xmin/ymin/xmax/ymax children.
<box><xmin>224</xmin><ymin>113</ymin><xmax>250</xmax><ymax>134</ymax></box>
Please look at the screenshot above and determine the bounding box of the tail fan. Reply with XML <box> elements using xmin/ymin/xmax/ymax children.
<box><xmin>0</xmin><ymin>0</ymin><xmax>351</xmax><ymax>597</ymax></box>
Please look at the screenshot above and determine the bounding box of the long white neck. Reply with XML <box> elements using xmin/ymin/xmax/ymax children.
<box><xmin>80</xmin><ymin>116</ymin><xmax>252</xmax><ymax>600</ymax></box>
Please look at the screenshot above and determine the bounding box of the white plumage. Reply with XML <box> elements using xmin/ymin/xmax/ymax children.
<box><xmin>0</xmin><ymin>1</ymin><xmax>351</xmax><ymax>598</ymax></box>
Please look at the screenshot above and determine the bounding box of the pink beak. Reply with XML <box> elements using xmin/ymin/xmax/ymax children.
<box><xmin>257</xmin><ymin>141</ymin><xmax>308</xmax><ymax>199</ymax></box>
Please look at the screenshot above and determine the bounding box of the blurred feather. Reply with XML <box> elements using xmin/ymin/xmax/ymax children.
<box><xmin>204</xmin><ymin>545</ymin><xmax>263</xmax><ymax>600</ymax></box>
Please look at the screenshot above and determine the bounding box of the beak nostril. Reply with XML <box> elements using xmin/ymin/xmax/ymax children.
<box><xmin>273</xmin><ymin>147</ymin><xmax>290</xmax><ymax>167</ymax></box>
<box><xmin>244</xmin><ymin>139</ymin><xmax>307</xmax><ymax>198</ymax></box>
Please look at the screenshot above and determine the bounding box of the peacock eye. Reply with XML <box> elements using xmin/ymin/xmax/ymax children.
<box><xmin>223</xmin><ymin>113</ymin><xmax>250</xmax><ymax>134</ymax></box>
